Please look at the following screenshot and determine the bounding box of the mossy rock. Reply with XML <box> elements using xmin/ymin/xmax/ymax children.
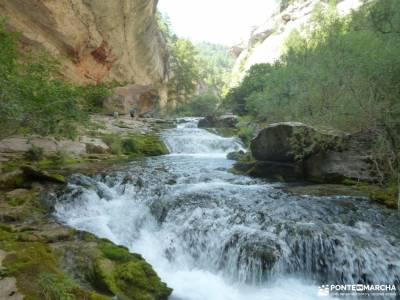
<box><xmin>115</xmin><ymin>260</ymin><xmax>171</xmax><ymax>300</ymax></box>
<box><xmin>231</xmin><ymin>160</ymin><xmax>304</xmax><ymax>182</ymax></box>
<box><xmin>101</xmin><ymin>134</ymin><xmax>168</xmax><ymax>157</ymax></box>
<box><xmin>0</xmin><ymin>169</ymin><xmax>25</xmax><ymax>189</ymax></box>
<box><xmin>22</xmin><ymin>165</ymin><xmax>65</xmax><ymax>184</ymax></box>
<box><xmin>92</xmin><ymin>240</ymin><xmax>172</xmax><ymax>300</ymax></box>
<box><xmin>342</xmin><ymin>180</ymin><xmax>398</xmax><ymax>208</ymax></box>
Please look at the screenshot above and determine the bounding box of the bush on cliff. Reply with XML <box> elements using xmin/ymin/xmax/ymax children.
<box><xmin>0</xmin><ymin>20</ymin><xmax>111</xmax><ymax>139</ymax></box>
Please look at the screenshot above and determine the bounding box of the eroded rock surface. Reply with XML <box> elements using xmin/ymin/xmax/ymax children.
<box><xmin>0</xmin><ymin>0</ymin><xmax>169</xmax><ymax>103</ymax></box>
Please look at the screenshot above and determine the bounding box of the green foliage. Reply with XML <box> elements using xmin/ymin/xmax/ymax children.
<box><xmin>49</xmin><ymin>151</ymin><xmax>70</xmax><ymax>166</ymax></box>
<box><xmin>224</xmin><ymin>0</ymin><xmax>400</xmax><ymax>191</ymax></box>
<box><xmin>158</xmin><ymin>13</ymin><xmax>200</xmax><ymax>100</ymax></box>
<box><xmin>235</xmin><ymin>116</ymin><xmax>260</xmax><ymax>146</ymax></box>
<box><xmin>99</xmin><ymin>241</ymin><xmax>132</xmax><ymax>263</ymax></box>
<box><xmin>101</xmin><ymin>134</ymin><xmax>168</xmax><ymax>157</ymax></box>
<box><xmin>158</xmin><ymin>12</ymin><xmax>233</xmax><ymax>113</ymax></box>
<box><xmin>174</xmin><ymin>93</ymin><xmax>219</xmax><ymax>117</ymax></box>
<box><xmin>0</xmin><ymin>19</ymin><xmax>112</xmax><ymax>139</ymax></box>
<box><xmin>24</xmin><ymin>145</ymin><xmax>44</xmax><ymax>161</ymax></box>
<box><xmin>168</xmin><ymin>38</ymin><xmax>201</xmax><ymax>99</ymax></box>
<box><xmin>224</xmin><ymin>64</ymin><xmax>273</xmax><ymax>115</ymax></box>
<box><xmin>38</xmin><ymin>273</ymin><xmax>76</xmax><ymax>300</ymax></box>
<box><xmin>195</xmin><ymin>42</ymin><xmax>235</xmax><ymax>96</ymax></box>
<box><xmin>121</xmin><ymin>139</ymin><xmax>139</xmax><ymax>155</ymax></box>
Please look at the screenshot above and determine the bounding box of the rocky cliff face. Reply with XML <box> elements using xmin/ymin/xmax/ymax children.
<box><xmin>0</xmin><ymin>0</ymin><xmax>169</xmax><ymax>104</ymax></box>
<box><xmin>230</xmin><ymin>0</ymin><xmax>361</xmax><ymax>86</ymax></box>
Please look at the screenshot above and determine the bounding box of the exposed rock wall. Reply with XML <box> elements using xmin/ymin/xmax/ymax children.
<box><xmin>0</xmin><ymin>0</ymin><xmax>169</xmax><ymax>103</ymax></box>
<box><xmin>230</xmin><ymin>0</ymin><xmax>361</xmax><ymax>86</ymax></box>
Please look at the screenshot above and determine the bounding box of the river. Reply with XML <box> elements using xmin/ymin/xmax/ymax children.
<box><xmin>52</xmin><ymin>118</ymin><xmax>400</xmax><ymax>300</ymax></box>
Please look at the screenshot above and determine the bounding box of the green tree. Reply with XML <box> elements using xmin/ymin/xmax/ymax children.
<box><xmin>0</xmin><ymin>19</ymin><xmax>111</xmax><ymax>139</ymax></box>
<box><xmin>224</xmin><ymin>0</ymin><xmax>400</xmax><ymax>201</ymax></box>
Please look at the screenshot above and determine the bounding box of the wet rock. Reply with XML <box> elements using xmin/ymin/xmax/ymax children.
<box><xmin>81</xmin><ymin>137</ymin><xmax>109</xmax><ymax>154</ymax></box>
<box><xmin>232</xmin><ymin>161</ymin><xmax>304</xmax><ymax>182</ymax></box>
<box><xmin>250</xmin><ymin>122</ymin><xmax>329</xmax><ymax>162</ymax></box>
<box><xmin>198</xmin><ymin>115</ymin><xmax>239</xmax><ymax>129</ymax></box>
<box><xmin>227</xmin><ymin>150</ymin><xmax>250</xmax><ymax>161</ymax></box>
<box><xmin>0</xmin><ymin>277</ymin><xmax>24</xmax><ymax>300</ymax></box>
<box><xmin>250</xmin><ymin>122</ymin><xmax>377</xmax><ymax>184</ymax></box>
<box><xmin>284</xmin><ymin>184</ymin><xmax>369</xmax><ymax>198</ymax></box>
<box><xmin>304</xmin><ymin>150</ymin><xmax>377</xmax><ymax>183</ymax></box>
<box><xmin>21</xmin><ymin>166</ymin><xmax>65</xmax><ymax>184</ymax></box>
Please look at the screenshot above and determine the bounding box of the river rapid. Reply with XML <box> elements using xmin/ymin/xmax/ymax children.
<box><xmin>52</xmin><ymin>118</ymin><xmax>400</xmax><ymax>300</ymax></box>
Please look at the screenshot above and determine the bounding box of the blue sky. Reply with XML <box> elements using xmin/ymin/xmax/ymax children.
<box><xmin>158</xmin><ymin>0</ymin><xmax>278</xmax><ymax>45</ymax></box>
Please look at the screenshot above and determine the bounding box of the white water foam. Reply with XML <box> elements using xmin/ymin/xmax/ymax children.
<box><xmin>54</xmin><ymin>118</ymin><xmax>347</xmax><ymax>300</ymax></box>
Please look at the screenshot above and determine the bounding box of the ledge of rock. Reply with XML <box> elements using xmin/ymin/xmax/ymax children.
<box><xmin>249</xmin><ymin>122</ymin><xmax>377</xmax><ymax>183</ymax></box>
<box><xmin>198</xmin><ymin>115</ymin><xmax>239</xmax><ymax>129</ymax></box>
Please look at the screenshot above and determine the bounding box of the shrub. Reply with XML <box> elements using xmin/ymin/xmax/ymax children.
<box><xmin>223</xmin><ymin>0</ymin><xmax>400</xmax><ymax>191</ymax></box>
<box><xmin>121</xmin><ymin>138</ymin><xmax>138</xmax><ymax>154</ymax></box>
<box><xmin>38</xmin><ymin>273</ymin><xmax>76</xmax><ymax>300</ymax></box>
<box><xmin>24</xmin><ymin>145</ymin><xmax>44</xmax><ymax>161</ymax></box>
<box><xmin>174</xmin><ymin>93</ymin><xmax>219</xmax><ymax>117</ymax></box>
<box><xmin>0</xmin><ymin>19</ymin><xmax>112</xmax><ymax>139</ymax></box>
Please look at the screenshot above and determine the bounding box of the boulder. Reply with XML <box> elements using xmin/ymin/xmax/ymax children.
<box><xmin>81</xmin><ymin>137</ymin><xmax>110</xmax><ymax>154</ymax></box>
<box><xmin>21</xmin><ymin>166</ymin><xmax>65</xmax><ymax>184</ymax></box>
<box><xmin>198</xmin><ymin>115</ymin><xmax>239</xmax><ymax>129</ymax></box>
<box><xmin>0</xmin><ymin>136</ymin><xmax>86</xmax><ymax>157</ymax></box>
<box><xmin>304</xmin><ymin>150</ymin><xmax>376</xmax><ymax>183</ymax></box>
<box><xmin>250</xmin><ymin>122</ymin><xmax>377</xmax><ymax>183</ymax></box>
<box><xmin>250</xmin><ymin>122</ymin><xmax>326</xmax><ymax>163</ymax></box>
<box><xmin>227</xmin><ymin>150</ymin><xmax>250</xmax><ymax>162</ymax></box>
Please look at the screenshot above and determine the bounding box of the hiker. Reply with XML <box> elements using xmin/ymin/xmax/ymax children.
<box><xmin>129</xmin><ymin>107</ymin><xmax>138</xmax><ymax>118</ymax></box>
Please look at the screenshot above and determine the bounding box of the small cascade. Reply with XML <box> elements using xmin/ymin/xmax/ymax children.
<box><xmin>51</xmin><ymin>118</ymin><xmax>400</xmax><ymax>300</ymax></box>
<box><xmin>162</xmin><ymin>118</ymin><xmax>244</xmax><ymax>156</ymax></box>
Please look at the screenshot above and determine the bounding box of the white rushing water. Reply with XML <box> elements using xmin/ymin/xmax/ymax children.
<box><xmin>53</xmin><ymin>118</ymin><xmax>399</xmax><ymax>300</ymax></box>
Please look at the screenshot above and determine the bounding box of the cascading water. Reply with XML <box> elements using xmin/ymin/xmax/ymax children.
<box><xmin>52</xmin><ymin>118</ymin><xmax>400</xmax><ymax>300</ymax></box>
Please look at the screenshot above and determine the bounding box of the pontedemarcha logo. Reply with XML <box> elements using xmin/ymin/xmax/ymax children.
<box><xmin>318</xmin><ymin>285</ymin><xmax>330</xmax><ymax>297</ymax></box>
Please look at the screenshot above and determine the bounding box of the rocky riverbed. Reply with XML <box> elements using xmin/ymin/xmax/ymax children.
<box><xmin>0</xmin><ymin>114</ymin><xmax>174</xmax><ymax>300</ymax></box>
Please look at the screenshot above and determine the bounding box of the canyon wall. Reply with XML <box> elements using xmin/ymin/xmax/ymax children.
<box><xmin>0</xmin><ymin>0</ymin><xmax>169</xmax><ymax>105</ymax></box>
<box><xmin>230</xmin><ymin>0</ymin><xmax>361</xmax><ymax>86</ymax></box>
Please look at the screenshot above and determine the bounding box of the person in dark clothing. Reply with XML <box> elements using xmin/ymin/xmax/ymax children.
<box><xmin>129</xmin><ymin>108</ymin><xmax>138</xmax><ymax>118</ymax></box>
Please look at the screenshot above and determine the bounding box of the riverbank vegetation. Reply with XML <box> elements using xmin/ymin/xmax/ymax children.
<box><xmin>223</xmin><ymin>0</ymin><xmax>400</xmax><ymax>203</ymax></box>
<box><xmin>0</xmin><ymin>20</ymin><xmax>112</xmax><ymax>140</ymax></box>
<box><xmin>157</xmin><ymin>13</ymin><xmax>234</xmax><ymax>116</ymax></box>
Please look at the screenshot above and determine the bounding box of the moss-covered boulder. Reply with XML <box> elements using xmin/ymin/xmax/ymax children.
<box><xmin>0</xmin><ymin>185</ymin><xmax>172</xmax><ymax>300</ymax></box>
<box><xmin>101</xmin><ymin>133</ymin><xmax>168</xmax><ymax>157</ymax></box>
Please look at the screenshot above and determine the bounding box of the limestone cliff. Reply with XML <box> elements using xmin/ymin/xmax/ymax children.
<box><xmin>0</xmin><ymin>0</ymin><xmax>169</xmax><ymax>104</ymax></box>
<box><xmin>230</xmin><ymin>0</ymin><xmax>361</xmax><ymax>86</ymax></box>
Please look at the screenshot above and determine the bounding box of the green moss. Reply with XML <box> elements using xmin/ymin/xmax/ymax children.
<box><xmin>38</xmin><ymin>272</ymin><xmax>77</xmax><ymax>300</ymax></box>
<box><xmin>115</xmin><ymin>260</ymin><xmax>172</xmax><ymax>300</ymax></box>
<box><xmin>0</xmin><ymin>229</ymin><xmax>59</xmax><ymax>298</ymax></box>
<box><xmin>91</xmin><ymin>239</ymin><xmax>171</xmax><ymax>300</ymax></box>
<box><xmin>6</xmin><ymin>196</ymin><xmax>26</xmax><ymax>207</ymax></box>
<box><xmin>99</xmin><ymin>241</ymin><xmax>132</xmax><ymax>263</ymax></box>
<box><xmin>342</xmin><ymin>180</ymin><xmax>398</xmax><ymax>208</ymax></box>
<box><xmin>89</xmin><ymin>292</ymin><xmax>112</xmax><ymax>300</ymax></box>
<box><xmin>101</xmin><ymin>134</ymin><xmax>168</xmax><ymax>157</ymax></box>
<box><xmin>92</xmin><ymin>258</ymin><xmax>118</xmax><ymax>295</ymax></box>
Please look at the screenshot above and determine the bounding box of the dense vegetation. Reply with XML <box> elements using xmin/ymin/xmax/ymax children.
<box><xmin>0</xmin><ymin>20</ymin><xmax>111</xmax><ymax>139</ymax></box>
<box><xmin>224</xmin><ymin>0</ymin><xmax>399</xmax><ymax>195</ymax></box>
<box><xmin>195</xmin><ymin>42</ymin><xmax>235</xmax><ymax>97</ymax></box>
<box><xmin>157</xmin><ymin>13</ymin><xmax>234</xmax><ymax>116</ymax></box>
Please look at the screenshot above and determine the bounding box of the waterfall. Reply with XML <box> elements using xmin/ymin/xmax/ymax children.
<box><xmin>52</xmin><ymin>118</ymin><xmax>400</xmax><ymax>300</ymax></box>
